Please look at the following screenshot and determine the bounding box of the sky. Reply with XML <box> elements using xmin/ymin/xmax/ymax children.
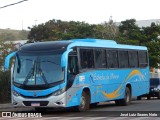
<box><xmin>0</xmin><ymin>0</ymin><xmax>160</xmax><ymax>30</ymax></box>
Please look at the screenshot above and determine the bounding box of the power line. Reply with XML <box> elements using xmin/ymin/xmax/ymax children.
<box><xmin>0</xmin><ymin>0</ymin><xmax>28</xmax><ymax>9</ymax></box>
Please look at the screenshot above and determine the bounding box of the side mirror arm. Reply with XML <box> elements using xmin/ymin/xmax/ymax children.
<box><xmin>4</xmin><ymin>51</ymin><xmax>17</xmax><ymax>71</ymax></box>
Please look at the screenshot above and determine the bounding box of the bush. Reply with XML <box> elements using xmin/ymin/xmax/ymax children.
<box><xmin>0</xmin><ymin>71</ymin><xmax>11</xmax><ymax>103</ymax></box>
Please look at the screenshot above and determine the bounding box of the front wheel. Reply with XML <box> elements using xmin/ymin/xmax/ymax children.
<box><xmin>77</xmin><ymin>91</ymin><xmax>90</xmax><ymax>112</ymax></box>
<box><xmin>115</xmin><ymin>87</ymin><xmax>131</xmax><ymax>106</ymax></box>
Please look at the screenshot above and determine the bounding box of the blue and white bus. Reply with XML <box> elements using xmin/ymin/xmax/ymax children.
<box><xmin>4</xmin><ymin>38</ymin><xmax>149</xmax><ymax>111</ymax></box>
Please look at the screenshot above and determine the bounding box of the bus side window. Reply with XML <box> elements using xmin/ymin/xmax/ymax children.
<box><xmin>95</xmin><ymin>49</ymin><xmax>106</xmax><ymax>68</ymax></box>
<box><xmin>80</xmin><ymin>49</ymin><xmax>94</xmax><ymax>69</ymax></box>
<box><xmin>106</xmin><ymin>50</ymin><xmax>118</xmax><ymax>68</ymax></box>
<box><xmin>129</xmin><ymin>51</ymin><xmax>138</xmax><ymax>68</ymax></box>
<box><xmin>138</xmin><ymin>51</ymin><xmax>148</xmax><ymax>67</ymax></box>
<box><xmin>119</xmin><ymin>51</ymin><xmax>129</xmax><ymax>68</ymax></box>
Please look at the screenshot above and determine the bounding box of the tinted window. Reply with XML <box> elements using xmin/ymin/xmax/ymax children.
<box><xmin>106</xmin><ymin>50</ymin><xmax>118</xmax><ymax>68</ymax></box>
<box><xmin>95</xmin><ymin>49</ymin><xmax>106</xmax><ymax>68</ymax></box>
<box><xmin>80</xmin><ymin>49</ymin><xmax>94</xmax><ymax>69</ymax></box>
<box><xmin>119</xmin><ymin>51</ymin><xmax>129</xmax><ymax>68</ymax></box>
<box><xmin>129</xmin><ymin>51</ymin><xmax>138</xmax><ymax>68</ymax></box>
<box><xmin>139</xmin><ymin>51</ymin><xmax>148</xmax><ymax>67</ymax></box>
<box><xmin>68</xmin><ymin>56</ymin><xmax>79</xmax><ymax>75</ymax></box>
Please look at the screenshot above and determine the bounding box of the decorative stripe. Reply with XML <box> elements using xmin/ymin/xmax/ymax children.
<box><xmin>102</xmin><ymin>70</ymin><xmax>144</xmax><ymax>99</ymax></box>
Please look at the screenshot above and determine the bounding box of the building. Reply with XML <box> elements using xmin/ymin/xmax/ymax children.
<box><xmin>136</xmin><ymin>19</ymin><xmax>160</xmax><ymax>27</ymax></box>
<box><xmin>115</xmin><ymin>19</ymin><xmax>160</xmax><ymax>28</ymax></box>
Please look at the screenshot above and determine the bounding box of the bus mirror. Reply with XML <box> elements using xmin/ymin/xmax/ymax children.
<box><xmin>4</xmin><ymin>51</ymin><xmax>17</xmax><ymax>71</ymax></box>
<box><xmin>61</xmin><ymin>49</ymin><xmax>73</xmax><ymax>67</ymax></box>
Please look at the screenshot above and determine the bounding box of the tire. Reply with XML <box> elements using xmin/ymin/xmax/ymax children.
<box><xmin>137</xmin><ymin>96</ymin><xmax>141</xmax><ymax>100</ymax></box>
<box><xmin>157</xmin><ymin>93</ymin><xmax>160</xmax><ymax>99</ymax></box>
<box><xmin>147</xmin><ymin>95</ymin><xmax>151</xmax><ymax>100</ymax></box>
<box><xmin>90</xmin><ymin>102</ymin><xmax>98</xmax><ymax>108</ymax></box>
<box><xmin>115</xmin><ymin>100</ymin><xmax>122</xmax><ymax>106</ymax></box>
<box><xmin>115</xmin><ymin>87</ymin><xmax>131</xmax><ymax>106</ymax></box>
<box><xmin>77</xmin><ymin>91</ymin><xmax>90</xmax><ymax>112</ymax></box>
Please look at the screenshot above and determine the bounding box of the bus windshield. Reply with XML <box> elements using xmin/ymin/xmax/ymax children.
<box><xmin>14</xmin><ymin>53</ymin><xmax>64</xmax><ymax>86</ymax></box>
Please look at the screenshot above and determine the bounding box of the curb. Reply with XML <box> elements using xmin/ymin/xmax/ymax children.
<box><xmin>0</xmin><ymin>103</ymin><xmax>13</xmax><ymax>109</ymax></box>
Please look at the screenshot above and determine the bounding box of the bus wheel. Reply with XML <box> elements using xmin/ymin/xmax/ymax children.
<box><xmin>123</xmin><ymin>87</ymin><xmax>131</xmax><ymax>105</ymax></box>
<box><xmin>147</xmin><ymin>95</ymin><xmax>151</xmax><ymax>100</ymax></box>
<box><xmin>90</xmin><ymin>102</ymin><xmax>98</xmax><ymax>108</ymax></box>
<box><xmin>115</xmin><ymin>87</ymin><xmax>131</xmax><ymax>106</ymax></box>
<box><xmin>77</xmin><ymin>91</ymin><xmax>90</xmax><ymax>112</ymax></box>
<box><xmin>137</xmin><ymin>96</ymin><xmax>141</xmax><ymax>100</ymax></box>
<box><xmin>157</xmin><ymin>93</ymin><xmax>160</xmax><ymax>99</ymax></box>
<box><xmin>115</xmin><ymin>100</ymin><xmax>122</xmax><ymax>106</ymax></box>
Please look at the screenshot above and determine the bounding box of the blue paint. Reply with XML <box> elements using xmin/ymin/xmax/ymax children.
<box><xmin>5</xmin><ymin>39</ymin><xmax>149</xmax><ymax>108</ymax></box>
<box><xmin>13</xmin><ymin>83</ymin><xmax>66</xmax><ymax>97</ymax></box>
<box><xmin>4</xmin><ymin>51</ymin><xmax>17</xmax><ymax>70</ymax></box>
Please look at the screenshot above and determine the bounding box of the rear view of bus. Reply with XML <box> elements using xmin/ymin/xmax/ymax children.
<box><xmin>4</xmin><ymin>38</ymin><xmax>150</xmax><ymax>111</ymax></box>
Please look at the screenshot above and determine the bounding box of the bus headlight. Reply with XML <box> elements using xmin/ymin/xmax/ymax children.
<box><xmin>52</xmin><ymin>88</ymin><xmax>65</xmax><ymax>96</ymax></box>
<box><xmin>13</xmin><ymin>90</ymin><xmax>20</xmax><ymax>97</ymax></box>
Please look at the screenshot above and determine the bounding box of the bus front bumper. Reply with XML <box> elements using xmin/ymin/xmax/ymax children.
<box><xmin>12</xmin><ymin>93</ymin><xmax>66</xmax><ymax>108</ymax></box>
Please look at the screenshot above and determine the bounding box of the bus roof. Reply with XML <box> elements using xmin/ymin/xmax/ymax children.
<box><xmin>20</xmin><ymin>38</ymin><xmax>147</xmax><ymax>53</ymax></box>
<box><xmin>67</xmin><ymin>38</ymin><xmax>147</xmax><ymax>50</ymax></box>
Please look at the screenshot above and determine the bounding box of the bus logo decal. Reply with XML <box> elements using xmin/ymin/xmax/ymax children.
<box><xmin>34</xmin><ymin>92</ymin><xmax>37</xmax><ymax>97</ymax></box>
<box><xmin>102</xmin><ymin>70</ymin><xmax>145</xmax><ymax>99</ymax></box>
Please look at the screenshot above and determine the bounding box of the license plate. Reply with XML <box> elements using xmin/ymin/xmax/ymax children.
<box><xmin>31</xmin><ymin>103</ymin><xmax>40</xmax><ymax>106</ymax></box>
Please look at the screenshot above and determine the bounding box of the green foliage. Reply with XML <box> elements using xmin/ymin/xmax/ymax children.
<box><xmin>0</xmin><ymin>29</ymin><xmax>28</xmax><ymax>41</ymax></box>
<box><xmin>0</xmin><ymin>71</ymin><xmax>11</xmax><ymax>103</ymax></box>
<box><xmin>0</xmin><ymin>40</ymin><xmax>16</xmax><ymax>103</ymax></box>
<box><xmin>146</xmin><ymin>41</ymin><xmax>160</xmax><ymax>68</ymax></box>
<box><xmin>28</xmin><ymin>18</ymin><xmax>160</xmax><ymax>68</ymax></box>
<box><xmin>28</xmin><ymin>19</ymin><xmax>119</xmax><ymax>42</ymax></box>
<box><xmin>119</xmin><ymin>19</ymin><xmax>160</xmax><ymax>67</ymax></box>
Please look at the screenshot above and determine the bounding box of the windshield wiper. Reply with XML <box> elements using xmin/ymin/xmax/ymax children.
<box><xmin>23</xmin><ymin>61</ymin><xmax>35</xmax><ymax>85</ymax></box>
<box><xmin>37</xmin><ymin>67</ymin><xmax>49</xmax><ymax>86</ymax></box>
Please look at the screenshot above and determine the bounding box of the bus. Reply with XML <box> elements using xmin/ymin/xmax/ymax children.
<box><xmin>4</xmin><ymin>38</ymin><xmax>150</xmax><ymax>111</ymax></box>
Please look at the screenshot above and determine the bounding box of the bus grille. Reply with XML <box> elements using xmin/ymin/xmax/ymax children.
<box><xmin>23</xmin><ymin>101</ymin><xmax>49</xmax><ymax>106</ymax></box>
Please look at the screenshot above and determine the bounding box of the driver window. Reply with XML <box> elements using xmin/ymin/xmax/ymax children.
<box><xmin>68</xmin><ymin>56</ymin><xmax>79</xmax><ymax>75</ymax></box>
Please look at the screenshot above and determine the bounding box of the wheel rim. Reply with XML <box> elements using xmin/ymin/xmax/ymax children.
<box><xmin>126</xmin><ymin>92</ymin><xmax>129</xmax><ymax>102</ymax></box>
<box><xmin>126</xmin><ymin>89</ymin><xmax>130</xmax><ymax>103</ymax></box>
<box><xmin>80</xmin><ymin>96</ymin><xmax>85</xmax><ymax>109</ymax></box>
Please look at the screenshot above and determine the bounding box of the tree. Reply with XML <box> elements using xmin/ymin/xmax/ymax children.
<box><xmin>146</xmin><ymin>41</ymin><xmax>160</xmax><ymax>67</ymax></box>
<box><xmin>0</xmin><ymin>40</ymin><xmax>16</xmax><ymax>103</ymax></box>
<box><xmin>118</xmin><ymin>19</ymin><xmax>160</xmax><ymax>67</ymax></box>
<box><xmin>27</xmin><ymin>19</ymin><xmax>119</xmax><ymax>42</ymax></box>
<box><xmin>118</xmin><ymin>19</ymin><xmax>147</xmax><ymax>44</ymax></box>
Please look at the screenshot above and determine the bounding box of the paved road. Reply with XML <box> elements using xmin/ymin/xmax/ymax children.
<box><xmin>0</xmin><ymin>98</ymin><xmax>160</xmax><ymax>119</ymax></box>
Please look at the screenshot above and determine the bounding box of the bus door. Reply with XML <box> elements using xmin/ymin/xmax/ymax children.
<box><xmin>66</xmin><ymin>51</ymin><xmax>80</xmax><ymax>106</ymax></box>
